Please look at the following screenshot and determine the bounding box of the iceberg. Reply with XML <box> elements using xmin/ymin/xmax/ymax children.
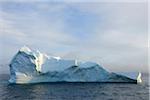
<box><xmin>9</xmin><ymin>46</ymin><xmax>142</xmax><ymax>84</ymax></box>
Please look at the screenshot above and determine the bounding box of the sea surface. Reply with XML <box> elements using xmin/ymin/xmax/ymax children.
<box><xmin>0</xmin><ymin>73</ymin><xmax>149</xmax><ymax>100</ymax></box>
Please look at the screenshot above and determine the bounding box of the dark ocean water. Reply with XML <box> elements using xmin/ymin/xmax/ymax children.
<box><xmin>0</xmin><ymin>74</ymin><xmax>149</xmax><ymax>100</ymax></box>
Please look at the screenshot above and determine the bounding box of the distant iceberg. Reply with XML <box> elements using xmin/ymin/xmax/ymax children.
<box><xmin>9</xmin><ymin>46</ymin><xmax>142</xmax><ymax>84</ymax></box>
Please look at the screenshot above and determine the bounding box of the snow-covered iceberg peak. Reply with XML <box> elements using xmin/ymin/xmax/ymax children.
<box><xmin>9</xmin><ymin>46</ymin><xmax>141</xmax><ymax>84</ymax></box>
<box><xmin>19</xmin><ymin>46</ymin><xmax>48</xmax><ymax>72</ymax></box>
<box><xmin>19</xmin><ymin>46</ymin><xmax>32</xmax><ymax>54</ymax></box>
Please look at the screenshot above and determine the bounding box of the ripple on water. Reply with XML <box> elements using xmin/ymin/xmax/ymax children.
<box><xmin>0</xmin><ymin>74</ymin><xmax>149</xmax><ymax>100</ymax></box>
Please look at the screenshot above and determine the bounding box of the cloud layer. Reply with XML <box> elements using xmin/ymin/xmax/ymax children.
<box><xmin>0</xmin><ymin>2</ymin><xmax>148</xmax><ymax>73</ymax></box>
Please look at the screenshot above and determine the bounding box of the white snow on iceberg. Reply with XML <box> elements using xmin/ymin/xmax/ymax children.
<box><xmin>9</xmin><ymin>46</ymin><xmax>142</xmax><ymax>84</ymax></box>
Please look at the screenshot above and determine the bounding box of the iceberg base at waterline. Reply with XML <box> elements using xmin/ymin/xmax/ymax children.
<box><xmin>9</xmin><ymin>46</ymin><xmax>142</xmax><ymax>84</ymax></box>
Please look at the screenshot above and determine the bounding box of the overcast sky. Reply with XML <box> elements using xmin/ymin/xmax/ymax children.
<box><xmin>0</xmin><ymin>1</ymin><xmax>148</xmax><ymax>73</ymax></box>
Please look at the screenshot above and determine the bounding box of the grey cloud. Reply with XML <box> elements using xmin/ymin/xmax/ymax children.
<box><xmin>0</xmin><ymin>2</ymin><xmax>148</xmax><ymax>73</ymax></box>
